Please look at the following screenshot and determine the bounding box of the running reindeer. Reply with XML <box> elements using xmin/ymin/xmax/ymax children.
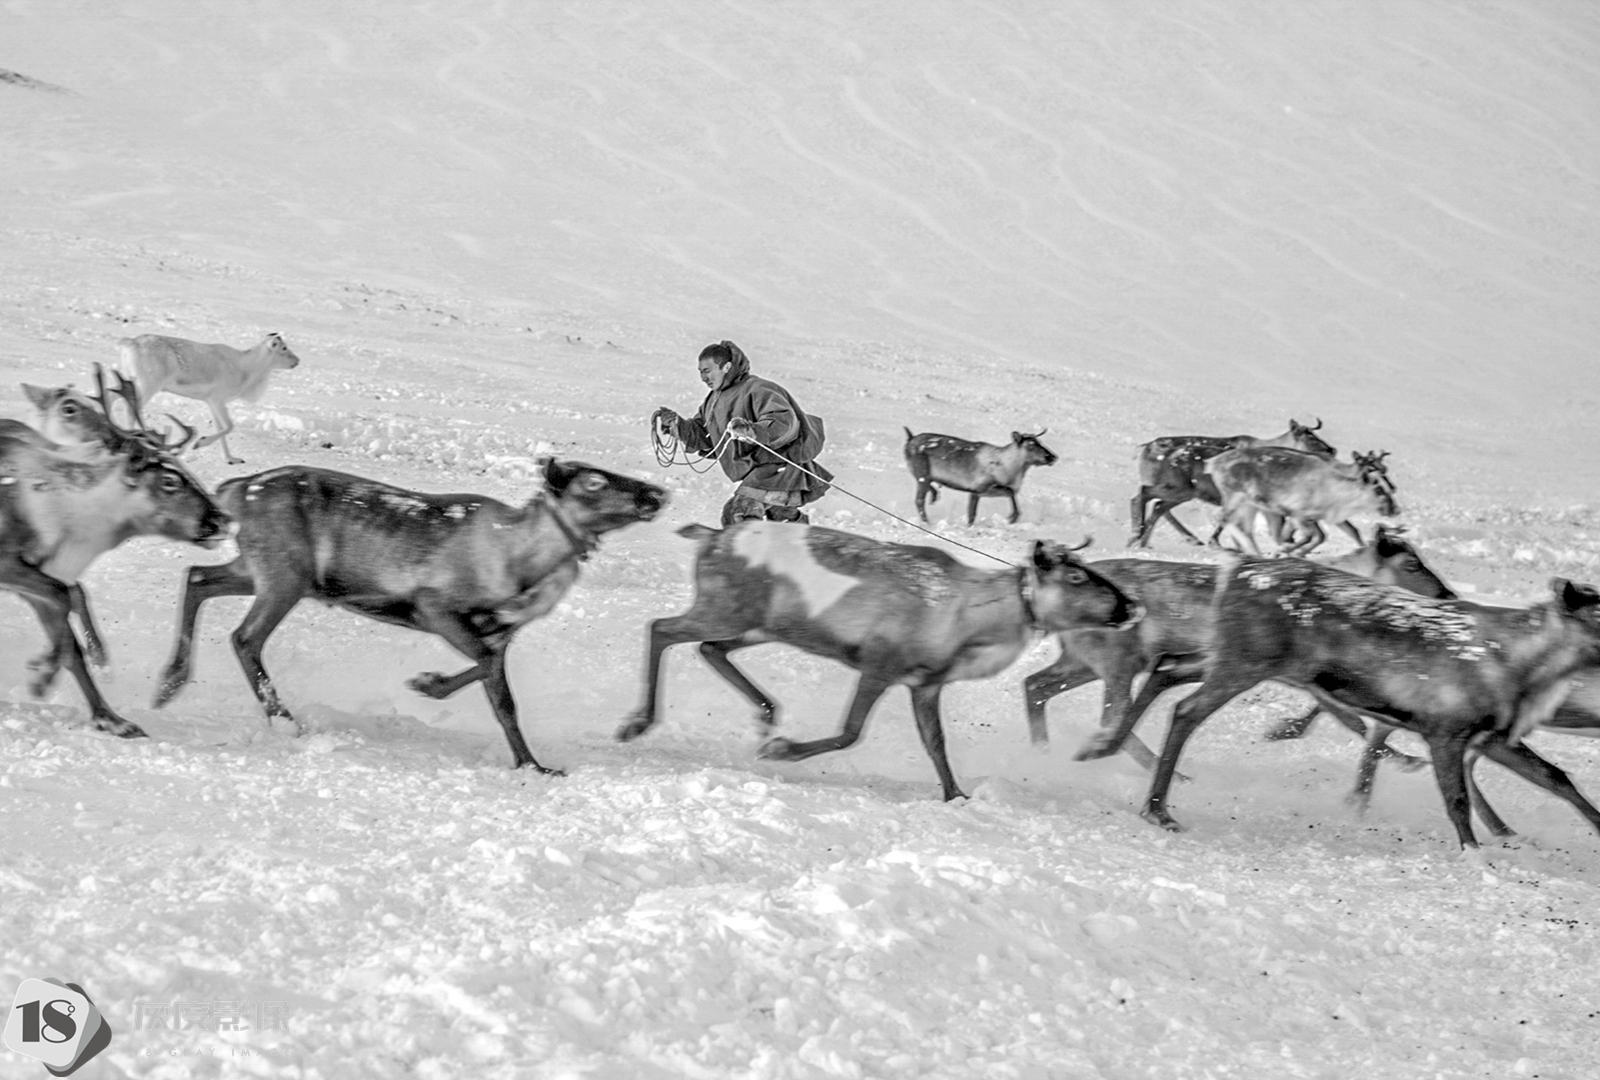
<box><xmin>152</xmin><ymin>458</ymin><xmax>666</xmax><ymax>771</ymax></box>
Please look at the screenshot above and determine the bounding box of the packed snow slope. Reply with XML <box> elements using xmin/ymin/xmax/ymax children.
<box><xmin>2</xmin><ymin>2</ymin><xmax>1599</xmax><ymax>1078</ymax></box>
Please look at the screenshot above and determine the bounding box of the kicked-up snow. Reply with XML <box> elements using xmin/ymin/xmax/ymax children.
<box><xmin>2</xmin><ymin>2</ymin><xmax>1599</xmax><ymax>1078</ymax></box>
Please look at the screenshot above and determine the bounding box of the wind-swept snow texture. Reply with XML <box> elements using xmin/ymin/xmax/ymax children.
<box><xmin>2</xmin><ymin>2</ymin><xmax>1599</xmax><ymax>1078</ymax></box>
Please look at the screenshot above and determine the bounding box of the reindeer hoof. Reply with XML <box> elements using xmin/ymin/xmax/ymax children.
<box><xmin>1139</xmin><ymin>807</ymin><xmax>1185</xmax><ymax>832</ymax></box>
<box><xmin>1072</xmin><ymin>735</ymin><xmax>1121</xmax><ymax>762</ymax></box>
<box><xmin>517</xmin><ymin>762</ymin><xmax>566</xmax><ymax>777</ymax></box>
<box><xmin>95</xmin><ymin>715</ymin><xmax>148</xmax><ymax>739</ymax></box>
<box><xmin>757</xmin><ymin>736</ymin><xmax>796</xmax><ymax>760</ymax></box>
<box><xmin>408</xmin><ymin>672</ymin><xmax>452</xmax><ymax>699</ymax></box>
<box><xmin>614</xmin><ymin>713</ymin><xmax>653</xmax><ymax>742</ymax></box>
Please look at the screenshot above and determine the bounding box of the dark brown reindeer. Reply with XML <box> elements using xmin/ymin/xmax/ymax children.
<box><xmin>1129</xmin><ymin>418</ymin><xmax>1334</xmax><ymax>548</ymax></box>
<box><xmin>617</xmin><ymin>521</ymin><xmax>1137</xmax><ymax>800</ymax></box>
<box><xmin>1207</xmin><ymin>447</ymin><xmax>1398</xmax><ymax>556</ymax></box>
<box><xmin>903</xmin><ymin>427</ymin><xmax>1058</xmax><ymax>525</ymax></box>
<box><xmin>1086</xmin><ymin>558</ymin><xmax>1600</xmax><ymax>849</ymax></box>
<box><xmin>0</xmin><ymin>369</ymin><xmax>229</xmax><ymax>737</ymax></box>
<box><xmin>1024</xmin><ymin>526</ymin><xmax>1457</xmax><ymax>768</ymax></box>
<box><xmin>152</xmin><ymin>459</ymin><xmax>666</xmax><ymax>771</ymax></box>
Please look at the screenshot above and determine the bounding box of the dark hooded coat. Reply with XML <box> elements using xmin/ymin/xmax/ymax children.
<box><xmin>671</xmin><ymin>345</ymin><xmax>831</xmax><ymax>500</ymax></box>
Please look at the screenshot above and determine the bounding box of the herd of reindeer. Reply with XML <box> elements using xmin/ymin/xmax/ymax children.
<box><xmin>5</xmin><ymin>330</ymin><xmax>1600</xmax><ymax>855</ymax></box>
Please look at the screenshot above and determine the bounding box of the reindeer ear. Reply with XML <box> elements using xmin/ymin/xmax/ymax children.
<box><xmin>21</xmin><ymin>384</ymin><xmax>51</xmax><ymax>410</ymax></box>
<box><xmin>1555</xmin><ymin>578</ymin><xmax>1600</xmax><ymax>612</ymax></box>
<box><xmin>1030</xmin><ymin>540</ymin><xmax>1059</xmax><ymax>571</ymax></box>
<box><xmin>542</xmin><ymin>457</ymin><xmax>577</xmax><ymax>493</ymax></box>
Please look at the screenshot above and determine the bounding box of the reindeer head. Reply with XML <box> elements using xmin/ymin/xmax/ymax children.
<box><xmin>1352</xmin><ymin>450</ymin><xmax>1398</xmax><ymax>516</ymax></box>
<box><xmin>1011</xmin><ymin>428</ymin><xmax>1059</xmax><ymax>468</ymax></box>
<box><xmin>1027</xmin><ymin>537</ymin><xmax>1139</xmax><ymax>632</ymax></box>
<box><xmin>265</xmin><ymin>332</ymin><xmax>302</xmax><ymax>370</ymax></box>
<box><xmin>542</xmin><ymin>457</ymin><xmax>667</xmax><ymax>535</ymax></box>
<box><xmin>87</xmin><ymin>364</ymin><xmax>230</xmax><ymax>547</ymax></box>
<box><xmin>1288</xmin><ymin>417</ymin><xmax>1337</xmax><ymax>458</ymax></box>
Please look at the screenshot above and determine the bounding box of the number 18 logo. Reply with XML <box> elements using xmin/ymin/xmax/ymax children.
<box><xmin>4</xmin><ymin>979</ymin><xmax>112</xmax><ymax>1076</ymax></box>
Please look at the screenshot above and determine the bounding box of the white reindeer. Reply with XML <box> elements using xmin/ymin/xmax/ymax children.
<box><xmin>119</xmin><ymin>332</ymin><xmax>302</xmax><ymax>464</ymax></box>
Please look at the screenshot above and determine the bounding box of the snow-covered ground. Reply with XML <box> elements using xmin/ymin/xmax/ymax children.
<box><xmin>2</xmin><ymin>3</ymin><xmax>1599</xmax><ymax>1077</ymax></box>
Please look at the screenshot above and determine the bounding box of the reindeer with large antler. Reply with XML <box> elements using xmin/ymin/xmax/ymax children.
<box><xmin>0</xmin><ymin>365</ymin><xmax>230</xmax><ymax>736</ymax></box>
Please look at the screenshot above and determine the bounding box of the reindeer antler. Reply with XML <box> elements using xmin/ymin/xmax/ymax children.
<box><xmin>91</xmin><ymin>363</ymin><xmax>191</xmax><ymax>457</ymax></box>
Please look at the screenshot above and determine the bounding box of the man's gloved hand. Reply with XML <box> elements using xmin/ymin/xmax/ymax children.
<box><xmin>726</xmin><ymin>417</ymin><xmax>758</xmax><ymax>443</ymax></box>
<box><xmin>652</xmin><ymin>407</ymin><xmax>679</xmax><ymax>430</ymax></box>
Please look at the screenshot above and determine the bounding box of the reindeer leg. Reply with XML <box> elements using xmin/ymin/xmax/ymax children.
<box><xmin>1129</xmin><ymin>490</ymin><xmax>1150</xmax><ymax>545</ymax></box>
<box><xmin>408</xmin><ymin>665</ymin><xmax>485</xmax><ymax>699</ymax></box>
<box><xmin>1002</xmin><ymin>487</ymin><xmax>1020</xmax><ymax>524</ymax></box>
<box><xmin>229</xmin><ymin>586</ymin><xmax>304</xmax><ymax>733</ymax></box>
<box><xmin>154</xmin><ymin>561</ymin><xmax>256</xmax><ymax>708</ymax></box>
<box><xmin>1464</xmin><ymin>750</ymin><xmax>1515</xmax><ymax>839</ymax></box>
<box><xmin>12</xmin><ymin>569</ymin><xmax>144</xmax><ymax>738</ymax></box>
<box><xmin>759</xmin><ymin>670</ymin><xmax>893</xmax><ymax>764</ymax></box>
<box><xmin>1075</xmin><ymin>654</ymin><xmax>1204</xmax><ymax>761</ymax></box>
<box><xmin>1142</xmin><ymin>670</ymin><xmax>1259</xmax><ymax>831</ymax></box>
<box><xmin>1155</xmin><ymin>504</ymin><xmax>1206</xmax><ymax>547</ymax></box>
<box><xmin>404</xmin><ymin>592</ymin><xmax>557</xmax><ymax>772</ymax></box>
<box><xmin>696</xmin><ymin>640</ymin><xmax>779</xmax><ymax>731</ymax></box>
<box><xmin>965</xmin><ymin>492</ymin><xmax>981</xmax><ymax>525</ymax></box>
<box><xmin>908</xmin><ymin>684</ymin><xmax>965</xmax><ymax>801</ymax></box>
<box><xmin>616</xmin><ymin>608</ymin><xmax>761</xmax><ymax>742</ymax></box>
<box><xmin>1423</xmin><ymin>729</ymin><xmax>1480</xmax><ymax>849</ymax></box>
<box><xmin>69</xmin><ymin>584</ymin><xmax>107</xmax><ymax>668</ymax></box>
<box><xmin>1475</xmin><ymin>737</ymin><xmax>1600</xmax><ymax>839</ymax></box>
<box><xmin>1264</xmin><ymin>705</ymin><xmax>1322</xmax><ymax>742</ymax></box>
<box><xmin>1336</xmin><ymin>521</ymin><xmax>1363</xmax><ymax>547</ymax></box>
<box><xmin>198</xmin><ymin>401</ymin><xmax>245</xmax><ymax>464</ymax></box>
<box><xmin>1022</xmin><ymin>649</ymin><xmax>1098</xmax><ymax>745</ymax></box>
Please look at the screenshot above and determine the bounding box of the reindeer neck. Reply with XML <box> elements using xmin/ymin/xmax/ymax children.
<box><xmin>530</xmin><ymin>494</ymin><xmax>598</xmax><ymax>564</ymax></box>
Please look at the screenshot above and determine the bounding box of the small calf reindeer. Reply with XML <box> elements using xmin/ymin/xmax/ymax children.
<box><xmin>153</xmin><ymin>458</ymin><xmax>667</xmax><ymax>771</ymax></box>
<box><xmin>120</xmin><ymin>332</ymin><xmax>303</xmax><ymax>464</ymax></box>
<box><xmin>903</xmin><ymin>427</ymin><xmax>1058</xmax><ymax>525</ymax></box>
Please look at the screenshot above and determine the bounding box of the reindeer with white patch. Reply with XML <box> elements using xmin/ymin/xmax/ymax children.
<box><xmin>152</xmin><ymin>458</ymin><xmax>666</xmax><ymax>771</ymax></box>
<box><xmin>617</xmin><ymin>521</ymin><xmax>1137</xmax><ymax>800</ymax></box>
<box><xmin>0</xmin><ymin>370</ymin><xmax>229</xmax><ymax>736</ymax></box>
<box><xmin>121</xmin><ymin>331</ymin><xmax>303</xmax><ymax>464</ymax></box>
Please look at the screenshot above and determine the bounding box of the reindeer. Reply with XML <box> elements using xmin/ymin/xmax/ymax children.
<box><xmin>0</xmin><ymin>369</ymin><xmax>229</xmax><ymax>736</ymax></box>
<box><xmin>4</xmin><ymin>380</ymin><xmax>135</xmax><ymax>666</ymax></box>
<box><xmin>121</xmin><ymin>332</ymin><xmax>302</xmax><ymax>464</ymax></box>
<box><xmin>903</xmin><ymin>427</ymin><xmax>1058</xmax><ymax>525</ymax></box>
<box><xmin>1207</xmin><ymin>447</ymin><xmax>1398</xmax><ymax>556</ymax></box>
<box><xmin>1024</xmin><ymin>526</ymin><xmax>1457</xmax><ymax>768</ymax></box>
<box><xmin>1129</xmin><ymin>419</ymin><xmax>1334</xmax><ymax>548</ymax></box>
<box><xmin>616</xmin><ymin>522</ymin><xmax>1137</xmax><ymax>801</ymax></box>
<box><xmin>152</xmin><ymin>459</ymin><xmax>666</xmax><ymax>771</ymax></box>
<box><xmin>1091</xmin><ymin>559</ymin><xmax>1600</xmax><ymax>849</ymax></box>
